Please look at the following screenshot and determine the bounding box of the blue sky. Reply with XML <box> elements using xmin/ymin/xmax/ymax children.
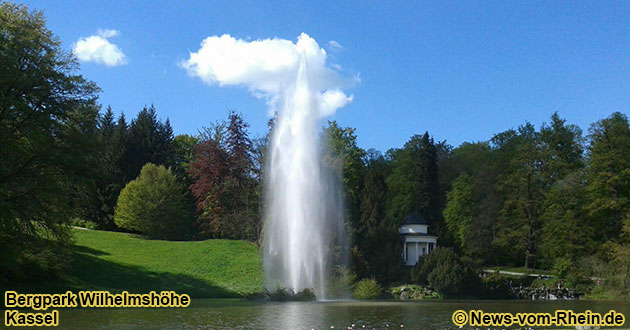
<box><xmin>23</xmin><ymin>0</ymin><xmax>630</xmax><ymax>151</ymax></box>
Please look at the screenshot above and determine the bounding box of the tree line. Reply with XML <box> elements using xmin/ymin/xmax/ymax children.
<box><xmin>325</xmin><ymin>111</ymin><xmax>630</xmax><ymax>296</ymax></box>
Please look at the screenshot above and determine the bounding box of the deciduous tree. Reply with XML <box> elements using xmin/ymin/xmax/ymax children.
<box><xmin>0</xmin><ymin>2</ymin><xmax>100</xmax><ymax>279</ymax></box>
<box><xmin>115</xmin><ymin>164</ymin><xmax>192</xmax><ymax>240</ymax></box>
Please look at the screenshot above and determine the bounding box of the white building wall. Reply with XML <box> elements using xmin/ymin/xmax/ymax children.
<box><xmin>402</xmin><ymin>236</ymin><xmax>437</xmax><ymax>266</ymax></box>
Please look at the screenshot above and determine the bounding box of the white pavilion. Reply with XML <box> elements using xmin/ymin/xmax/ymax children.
<box><xmin>399</xmin><ymin>213</ymin><xmax>438</xmax><ymax>266</ymax></box>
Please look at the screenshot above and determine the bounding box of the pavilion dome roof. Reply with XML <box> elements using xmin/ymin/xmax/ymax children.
<box><xmin>403</xmin><ymin>213</ymin><xmax>427</xmax><ymax>225</ymax></box>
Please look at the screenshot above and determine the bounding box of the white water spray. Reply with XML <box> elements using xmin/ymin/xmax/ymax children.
<box><xmin>182</xmin><ymin>33</ymin><xmax>353</xmax><ymax>299</ymax></box>
<box><xmin>262</xmin><ymin>55</ymin><xmax>348</xmax><ymax>299</ymax></box>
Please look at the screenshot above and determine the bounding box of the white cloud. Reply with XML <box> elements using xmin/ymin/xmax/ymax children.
<box><xmin>73</xmin><ymin>29</ymin><xmax>126</xmax><ymax>67</ymax></box>
<box><xmin>319</xmin><ymin>90</ymin><xmax>353</xmax><ymax>117</ymax></box>
<box><xmin>97</xmin><ymin>29</ymin><xmax>119</xmax><ymax>38</ymax></box>
<box><xmin>182</xmin><ymin>33</ymin><xmax>357</xmax><ymax>117</ymax></box>
<box><xmin>327</xmin><ymin>40</ymin><xmax>344</xmax><ymax>51</ymax></box>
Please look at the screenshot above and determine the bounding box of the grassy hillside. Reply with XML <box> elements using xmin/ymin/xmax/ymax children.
<box><xmin>9</xmin><ymin>229</ymin><xmax>263</xmax><ymax>298</ymax></box>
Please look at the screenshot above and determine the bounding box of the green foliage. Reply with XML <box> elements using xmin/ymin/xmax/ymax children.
<box><xmin>564</xmin><ymin>268</ymin><xmax>594</xmax><ymax>296</ymax></box>
<box><xmin>386</xmin><ymin>132</ymin><xmax>440</xmax><ymax>229</ymax></box>
<box><xmin>2</xmin><ymin>2</ymin><xmax>629</xmax><ymax>295</ymax></box>
<box><xmin>90</xmin><ymin>108</ymin><xmax>131</xmax><ymax>229</ymax></box>
<box><xmin>446</xmin><ymin>142</ymin><xmax>498</xmax><ymax>259</ymax></box>
<box><xmin>411</xmin><ymin>247</ymin><xmax>476</xmax><ymax>297</ymax></box>
<box><xmin>71</xmin><ymin>218</ymin><xmax>99</xmax><ymax>230</ymax></box>
<box><xmin>354</xmin><ymin>229</ymin><xmax>405</xmax><ymax>285</ymax></box>
<box><xmin>551</xmin><ymin>257</ymin><xmax>572</xmax><ymax>279</ymax></box>
<box><xmin>0</xmin><ymin>2</ymin><xmax>99</xmax><ymax>282</ymax></box>
<box><xmin>124</xmin><ymin>105</ymin><xmax>175</xmax><ymax>180</ymax></box>
<box><xmin>322</xmin><ymin>122</ymin><xmax>375</xmax><ymax>281</ymax></box>
<box><xmin>583</xmin><ymin>284</ymin><xmax>608</xmax><ymax>299</ymax></box>
<box><xmin>443</xmin><ymin>174</ymin><xmax>475</xmax><ymax>250</ymax></box>
<box><xmin>358</xmin><ymin>154</ymin><xmax>388</xmax><ymax>242</ymax></box>
<box><xmin>264</xmin><ymin>287</ymin><xmax>316</xmax><ymax>301</ymax></box>
<box><xmin>74</xmin><ymin>104</ymin><xmax>178</xmax><ymax>231</ymax></box>
<box><xmin>322</xmin><ymin>121</ymin><xmax>367</xmax><ymax>233</ymax></box>
<box><xmin>493</xmin><ymin>123</ymin><xmax>546</xmax><ymax>268</ymax></box>
<box><xmin>598</xmin><ymin>231</ymin><xmax>630</xmax><ymax>296</ymax></box>
<box><xmin>115</xmin><ymin>164</ymin><xmax>192</xmax><ymax>240</ymax></box>
<box><xmin>354</xmin><ymin>152</ymin><xmax>405</xmax><ymax>283</ymax></box>
<box><xmin>449</xmin><ymin>142</ymin><xmax>494</xmax><ymax>176</ymax></box>
<box><xmin>487</xmin><ymin>114</ymin><xmax>586</xmax><ymax>268</ymax></box>
<box><xmin>480</xmin><ymin>273</ymin><xmax>512</xmax><ymax>299</ymax></box>
<box><xmin>189</xmin><ymin>111</ymin><xmax>260</xmax><ymax>241</ymax></box>
<box><xmin>322</xmin><ymin>121</ymin><xmax>367</xmax><ymax>214</ymax></box>
<box><xmin>585</xmin><ymin>112</ymin><xmax>630</xmax><ymax>241</ymax></box>
<box><xmin>0</xmin><ymin>232</ymin><xmax>74</xmax><ymax>286</ymax></box>
<box><xmin>539</xmin><ymin>172</ymin><xmax>593</xmax><ymax>266</ymax></box>
<box><xmin>539</xmin><ymin>112</ymin><xmax>584</xmax><ymax>178</ymax></box>
<box><xmin>171</xmin><ymin>134</ymin><xmax>199</xmax><ymax>183</ymax></box>
<box><xmin>352</xmin><ymin>278</ymin><xmax>382</xmax><ymax>299</ymax></box>
<box><xmin>327</xmin><ymin>266</ymin><xmax>356</xmax><ymax>299</ymax></box>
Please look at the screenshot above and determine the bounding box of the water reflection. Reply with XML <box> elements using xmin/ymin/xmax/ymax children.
<box><xmin>49</xmin><ymin>299</ymin><xmax>630</xmax><ymax>329</ymax></box>
<box><xmin>263</xmin><ymin>302</ymin><xmax>307</xmax><ymax>329</ymax></box>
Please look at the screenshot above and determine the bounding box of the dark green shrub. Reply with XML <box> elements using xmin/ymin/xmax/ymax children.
<box><xmin>264</xmin><ymin>287</ymin><xmax>316</xmax><ymax>301</ymax></box>
<box><xmin>410</xmin><ymin>247</ymin><xmax>476</xmax><ymax>297</ymax></box>
<box><xmin>115</xmin><ymin>163</ymin><xmax>192</xmax><ymax>240</ymax></box>
<box><xmin>480</xmin><ymin>273</ymin><xmax>513</xmax><ymax>299</ymax></box>
<box><xmin>294</xmin><ymin>288</ymin><xmax>316</xmax><ymax>301</ymax></box>
<box><xmin>353</xmin><ymin>279</ymin><xmax>382</xmax><ymax>299</ymax></box>
<box><xmin>563</xmin><ymin>256</ymin><xmax>599</xmax><ymax>296</ymax></box>
<box><xmin>410</xmin><ymin>255</ymin><xmax>429</xmax><ymax>285</ymax></box>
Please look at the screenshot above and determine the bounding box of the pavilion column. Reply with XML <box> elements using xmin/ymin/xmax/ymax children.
<box><xmin>415</xmin><ymin>242</ymin><xmax>419</xmax><ymax>261</ymax></box>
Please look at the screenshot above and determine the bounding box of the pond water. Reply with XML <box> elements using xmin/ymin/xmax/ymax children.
<box><xmin>44</xmin><ymin>299</ymin><xmax>630</xmax><ymax>329</ymax></box>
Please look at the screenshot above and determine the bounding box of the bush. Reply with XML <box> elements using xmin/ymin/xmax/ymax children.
<box><xmin>327</xmin><ymin>266</ymin><xmax>356</xmax><ymax>299</ymax></box>
<box><xmin>353</xmin><ymin>279</ymin><xmax>382</xmax><ymax>299</ymax></box>
<box><xmin>115</xmin><ymin>163</ymin><xmax>192</xmax><ymax>240</ymax></box>
<box><xmin>480</xmin><ymin>273</ymin><xmax>513</xmax><ymax>299</ymax></box>
<box><xmin>410</xmin><ymin>247</ymin><xmax>476</xmax><ymax>297</ymax></box>
<box><xmin>552</xmin><ymin>257</ymin><xmax>572</xmax><ymax>279</ymax></box>
<box><xmin>410</xmin><ymin>255</ymin><xmax>429</xmax><ymax>284</ymax></box>
<box><xmin>264</xmin><ymin>287</ymin><xmax>316</xmax><ymax>301</ymax></box>
<box><xmin>70</xmin><ymin>218</ymin><xmax>99</xmax><ymax>230</ymax></box>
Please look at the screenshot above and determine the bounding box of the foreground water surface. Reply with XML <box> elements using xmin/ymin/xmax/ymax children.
<box><xmin>33</xmin><ymin>299</ymin><xmax>630</xmax><ymax>329</ymax></box>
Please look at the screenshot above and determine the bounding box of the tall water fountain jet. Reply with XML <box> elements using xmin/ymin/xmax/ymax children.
<box><xmin>181</xmin><ymin>33</ymin><xmax>354</xmax><ymax>299</ymax></box>
<box><xmin>262</xmin><ymin>55</ymin><xmax>348</xmax><ymax>299</ymax></box>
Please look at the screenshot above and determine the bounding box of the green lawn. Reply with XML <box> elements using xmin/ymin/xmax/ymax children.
<box><xmin>10</xmin><ymin>228</ymin><xmax>263</xmax><ymax>298</ymax></box>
